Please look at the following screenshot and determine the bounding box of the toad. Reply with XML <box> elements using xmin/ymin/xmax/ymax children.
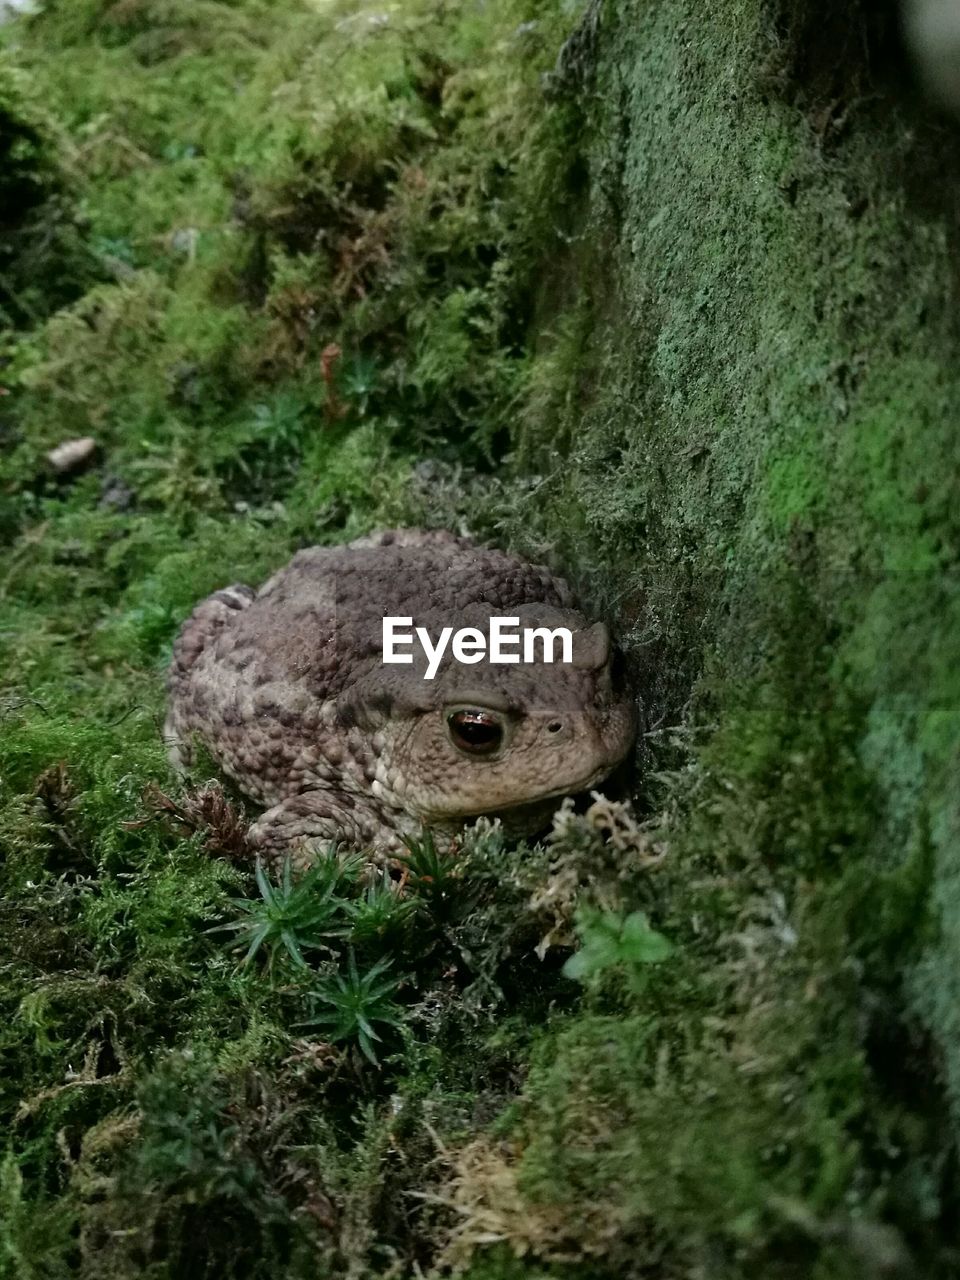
<box><xmin>165</xmin><ymin>529</ymin><xmax>636</xmax><ymax>864</ymax></box>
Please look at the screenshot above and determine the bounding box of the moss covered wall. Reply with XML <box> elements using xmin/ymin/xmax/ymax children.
<box><xmin>525</xmin><ymin>0</ymin><xmax>960</xmax><ymax>1045</ymax></box>
<box><xmin>489</xmin><ymin>0</ymin><xmax>960</xmax><ymax>1269</ymax></box>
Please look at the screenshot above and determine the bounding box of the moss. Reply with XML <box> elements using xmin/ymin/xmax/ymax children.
<box><xmin>459</xmin><ymin>0</ymin><xmax>960</xmax><ymax>1273</ymax></box>
<box><xmin>0</xmin><ymin>3</ymin><xmax>586</xmax><ymax>1272</ymax></box>
<box><xmin>0</xmin><ymin>52</ymin><xmax>100</xmax><ymax>331</ymax></box>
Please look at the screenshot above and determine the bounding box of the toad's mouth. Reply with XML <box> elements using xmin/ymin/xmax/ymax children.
<box><xmin>461</xmin><ymin>787</ymin><xmax>599</xmax><ymax>839</ymax></box>
<box><xmin>417</xmin><ymin>762</ymin><xmax>619</xmax><ymax>829</ymax></box>
<box><xmin>490</xmin><ymin>762</ymin><xmax>619</xmax><ymax>814</ymax></box>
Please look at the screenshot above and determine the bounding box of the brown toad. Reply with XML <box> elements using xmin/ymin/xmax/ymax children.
<box><xmin>165</xmin><ymin>529</ymin><xmax>636</xmax><ymax>864</ymax></box>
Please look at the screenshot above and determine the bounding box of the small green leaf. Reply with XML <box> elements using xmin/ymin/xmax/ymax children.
<box><xmin>563</xmin><ymin>907</ymin><xmax>674</xmax><ymax>989</ymax></box>
<box><xmin>216</xmin><ymin>853</ymin><xmax>353</xmax><ymax>981</ymax></box>
<box><xmin>621</xmin><ymin>911</ymin><xmax>674</xmax><ymax>963</ymax></box>
<box><xmin>298</xmin><ymin>949</ymin><xmax>405</xmax><ymax>1065</ymax></box>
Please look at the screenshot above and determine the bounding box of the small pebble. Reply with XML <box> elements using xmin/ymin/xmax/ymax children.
<box><xmin>46</xmin><ymin>436</ymin><xmax>97</xmax><ymax>475</ymax></box>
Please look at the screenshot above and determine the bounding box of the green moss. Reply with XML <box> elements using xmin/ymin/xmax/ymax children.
<box><xmin>462</xmin><ymin>0</ymin><xmax>960</xmax><ymax>1273</ymax></box>
<box><xmin>0</xmin><ymin>3</ymin><xmax>586</xmax><ymax>1272</ymax></box>
<box><xmin>0</xmin><ymin>51</ymin><xmax>99</xmax><ymax>330</ymax></box>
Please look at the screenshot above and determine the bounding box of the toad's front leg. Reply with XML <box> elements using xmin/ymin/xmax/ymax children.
<box><xmin>247</xmin><ymin>789</ymin><xmax>405</xmax><ymax>870</ymax></box>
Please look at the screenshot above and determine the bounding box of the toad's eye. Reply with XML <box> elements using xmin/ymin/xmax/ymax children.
<box><xmin>447</xmin><ymin>709</ymin><xmax>504</xmax><ymax>756</ymax></box>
